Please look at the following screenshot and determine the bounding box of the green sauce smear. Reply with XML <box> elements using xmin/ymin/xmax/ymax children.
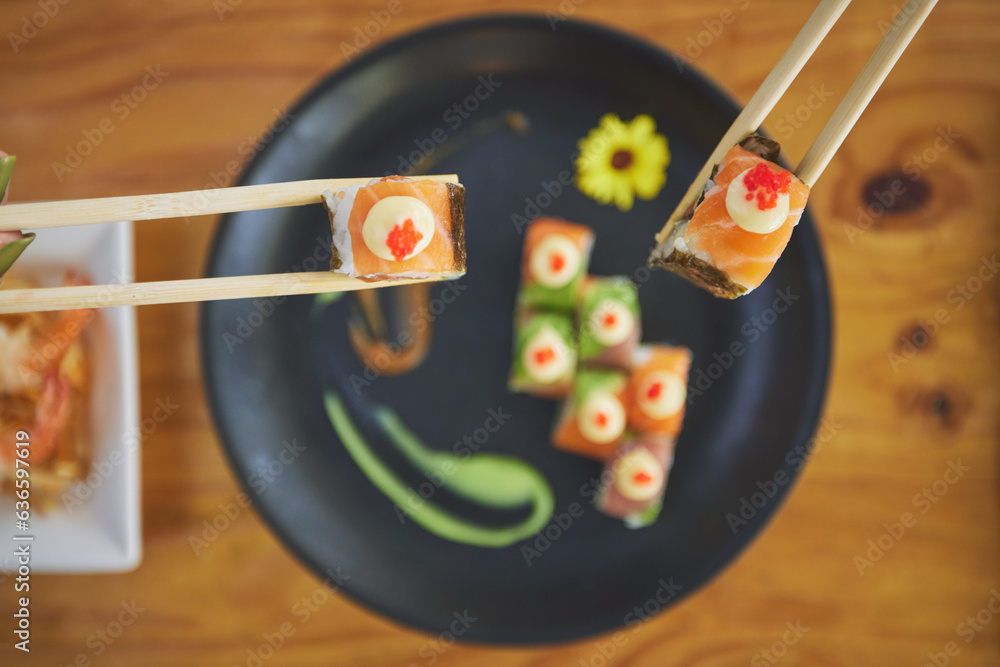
<box><xmin>324</xmin><ymin>392</ymin><xmax>554</xmax><ymax>548</ymax></box>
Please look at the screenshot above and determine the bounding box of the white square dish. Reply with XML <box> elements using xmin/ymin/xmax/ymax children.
<box><xmin>0</xmin><ymin>221</ymin><xmax>140</xmax><ymax>573</ymax></box>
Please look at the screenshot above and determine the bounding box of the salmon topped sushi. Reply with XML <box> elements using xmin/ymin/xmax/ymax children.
<box><xmin>649</xmin><ymin>135</ymin><xmax>810</xmax><ymax>298</ymax></box>
<box><xmin>518</xmin><ymin>218</ymin><xmax>594</xmax><ymax>312</ymax></box>
<box><xmin>552</xmin><ymin>368</ymin><xmax>629</xmax><ymax>461</ymax></box>
<box><xmin>626</xmin><ymin>344</ymin><xmax>691</xmax><ymax>438</ymax></box>
<box><xmin>322</xmin><ymin>176</ymin><xmax>466</xmax><ymax>280</ymax></box>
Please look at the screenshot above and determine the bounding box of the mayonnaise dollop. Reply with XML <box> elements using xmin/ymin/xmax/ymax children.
<box><xmin>589</xmin><ymin>299</ymin><xmax>634</xmax><ymax>347</ymax></box>
<box><xmin>636</xmin><ymin>370</ymin><xmax>686</xmax><ymax>420</ymax></box>
<box><xmin>615</xmin><ymin>447</ymin><xmax>665</xmax><ymax>502</ymax></box>
<box><xmin>577</xmin><ymin>390</ymin><xmax>626</xmax><ymax>444</ymax></box>
<box><xmin>530</xmin><ymin>235</ymin><xmax>580</xmax><ymax>289</ymax></box>
<box><xmin>726</xmin><ymin>166</ymin><xmax>790</xmax><ymax>234</ymax></box>
<box><xmin>362</xmin><ymin>196</ymin><xmax>435</xmax><ymax>261</ymax></box>
<box><xmin>523</xmin><ymin>325</ymin><xmax>574</xmax><ymax>384</ymax></box>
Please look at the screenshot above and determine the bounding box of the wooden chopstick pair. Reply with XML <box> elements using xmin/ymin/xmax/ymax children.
<box><xmin>661</xmin><ymin>0</ymin><xmax>938</xmax><ymax>232</ymax></box>
<box><xmin>0</xmin><ymin>175</ymin><xmax>461</xmax><ymax>314</ymax></box>
<box><xmin>0</xmin><ymin>0</ymin><xmax>938</xmax><ymax>314</ymax></box>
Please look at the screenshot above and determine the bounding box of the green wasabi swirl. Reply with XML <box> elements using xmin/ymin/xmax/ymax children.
<box><xmin>324</xmin><ymin>392</ymin><xmax>554</xmax><ymax>548</ymax></box>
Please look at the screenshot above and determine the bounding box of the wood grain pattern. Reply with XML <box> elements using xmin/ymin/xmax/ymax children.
<box><xmin>1</xmin><ymin>0</ymin><xmax>998</xmax><ymax>665</ymax></box>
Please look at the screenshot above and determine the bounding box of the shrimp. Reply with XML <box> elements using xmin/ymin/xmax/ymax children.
<box><xmin>0</xmin><ymin>272</ymin><xmax>93</xmax><ymax>467</ymax></box>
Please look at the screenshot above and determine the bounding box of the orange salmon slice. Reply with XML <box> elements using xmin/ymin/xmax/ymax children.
<box><xmin>686</xmin><ymin>146</ymin><xmax>810</xmax><ymax>290</ymax></box>
<box><xmin>337</xmin><ymin>177</ymin><xmax>466</xmax><ymax>278</ymax></box>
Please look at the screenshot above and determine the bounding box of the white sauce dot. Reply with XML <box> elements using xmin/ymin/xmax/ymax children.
<box><xmin>362</xmin><ymin>196</ymin><xmax>435</xmax><ymax>261</ymax></box>
<box><xmin>636</xmin><ymin>371</ymin><xmax>686</xmax><ymax>420</ymax></box>
<box><xmin>523</xmin><ymin>325</ymin><xmax>573</xmax><ymax>384</ymax></box>
<box><xmin>589</xmin><ymin>299</ymin><xmax>634</xmax><ymax>348</ymax></box>
<box><xmin>615</xmin><ymin>448</ymin><xmax>665</xmax><ymax>502</ymax></box>
<box><xmin>577</xmin><ymin>390</ymin><xmax>626</xmax><ymax>444</ymax></box>
<box><xmin>530</xmin><ymin>235</ymin><xmax>581</xmax><ymax>289</ymax></box>
<box><xmin>726</xmin><ymin>167</ymin><xmax>791</xmax><ymax>234</ymax></box>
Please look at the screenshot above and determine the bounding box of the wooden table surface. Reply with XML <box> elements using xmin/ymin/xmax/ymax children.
<box><xmin>2</xmin><ymin>0</ymin><xmax>998</xmax><ymax>664</ymax></box>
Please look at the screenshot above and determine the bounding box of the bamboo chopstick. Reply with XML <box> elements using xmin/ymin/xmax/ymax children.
<box><xmin>0</xmin><ymin>174</ymin><xmax>459</xmax><ymax>231</ymax></box>
<box><xmin>0</xmin><ymin>173</ymin><xmax>464</xmax><ymax>313</ymax></box>
<box><xmin>794</xmin><ymin>0</ymin><xmax>938</xmax><ymax>187</ymax></box>
<box><xmin>0</xmin><ymin>271</ymin><xmax>465</xmax><ymax>314</ymax></box>
<box><xmin>655</xmin><ymin>0</ymin><xmax>852</xmax><ymax>242</ymax></box>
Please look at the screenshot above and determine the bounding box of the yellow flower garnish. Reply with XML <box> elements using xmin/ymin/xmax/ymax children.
<box><xmin>575</xmin><ymin>114</ymin><xmax>670</xmax><ymax>212</ymax></box>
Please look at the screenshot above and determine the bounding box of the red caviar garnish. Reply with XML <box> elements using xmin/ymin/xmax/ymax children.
<box><xmin>595</xmin><ymin>412</ymin><xmax>608</xmax><ymax>428</ymax></box>
<box><xmin>742</xmin><ymin>162</ymin><xmax>791</xmax><ymax>211</ymax></box>
<box><xmin>602</xmin><ymin>313</ymin><xmax>617</xmax><ymax>328</ymax></box>
<box><xmin>386</xmin><ymin>219</ymin><xmax>423</xmax><ymax>261</ymax></box>
<box><xmin>646</xmin><ymin>382</ymin><xmax>663</xmax><ymax>400</ymax></box>
<box><xmin>633</xmin><ymin>471</ymin><xmax>653</xmax><ymax>485</ymax></box>
<box><xmin>534</xmin><ymin>346</ymin><xmax>555</xmax><ymax>366</ymax></box>
<box><xmin>549</xmin><ymin>252</ymin><xmax>565</xmax><ymax>273</ymax></box>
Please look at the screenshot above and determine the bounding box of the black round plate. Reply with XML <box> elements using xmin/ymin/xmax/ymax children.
<box><xmin>201</xmin><ymin>15</ymin><xmax>831</xmax><ymax>645</ymax></box>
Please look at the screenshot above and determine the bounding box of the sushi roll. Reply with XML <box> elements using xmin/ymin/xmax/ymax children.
<box><xmin>626</xmin><ymin>344</ymin><xmax>691</xmax><ymax>438</ymax></box>
<box><xmin>552</xmin><ymin>368</ymin><xmax>628</xmax><ymax>461</ymax></box>
<box><xmin>649</xmin><ymin>135</ymin><xmax>810</xmax><ymax>298</ymax></box>
<box><xmin>578</xmin><ymin>276</ymin><xmax>641</xmax><ymax>370</ymax></box>
<box><xmin>322</xmin><ymin>175</ymin><xmax>466</xmax><ymax>280</ymax></box>
<box><xmin>595</xmin><ymin>436</ymin><xmax>674</xmax><ymax>528</ymax></box>
<box><xmin>508</xmin><ymin>310</ymin><xmax>577</xmax><ymax>398</ymax></box>
<box><xmin>518</xmin><ymin>217</ymin><xmax>594</xmax><ymax>312</ymax></box>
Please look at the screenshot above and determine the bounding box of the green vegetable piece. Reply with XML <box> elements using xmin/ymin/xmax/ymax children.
<box><xmin>314</xmin><ymin>291</ymin><xmax>344</xmax><ymax>308</ymax></box>
<box><xmin>626</xmin><ymin>499</ymin><xmax>663</xmax><ymax>528</ymax></box>
<box><xmin>571</xmin><ymin>367</ymin><xmax>627</xmax><ymax>408</ymax></box>
<box><xmin>578</xmin><ymin>276</ymin><xmax>640</xmax><ymax>361</ymax></box>
<box><xmin>0</xmin><ymin>155</ymin><xmax>15</xmax><ymax>202</ymax></box>
<box><xmin>0</xmin><ymin>233</ymin><xmax>34</xmax><ymax>281</ymax></box>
